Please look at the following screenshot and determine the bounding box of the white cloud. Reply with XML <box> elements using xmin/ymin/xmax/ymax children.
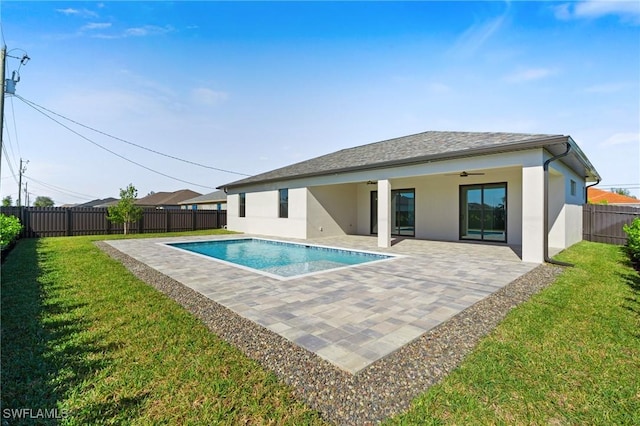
<box><xmin>89</xmin><ymin>24</ymin><xmax>174</xmax><ymax>40</ymax></box>
<box><xmin>124</xmin><ymin>25</ymin><xmax>174</xmax><ymax>37</ymax></box>
<box><xmin>56</xmin><ymin>8</ymin><xmax>79</xmax><ymax>15</ymax></box>
<box><xmin>81</xmin><ymin>22</ymin><xmax>112</xmax><ymax>31</ymax></box>
<box><xmin>191</xmin><ymin>88</ymin><xmax>229</xmax><ymax>106</ymax></box>
<box><xmin>601</xmin><ymin>132</ymin><xmax>640</xmax><ymax>146</ymax></box>
<box><xmin>452</xmin><ymin>14</ymin><xmax>507</xmax><ymax>57</ymax></box>
<box><xmin>56</xmin><ymin>8</ymin><xmax>98</xmax><ymax>18</ymax></box>
<box><xmin>554</xmin><ymin>1</ymin><xmax>640</xmax><ymax>24</ymax></box>
<box><xmin>505</xmin><ymin>67</ymin><xmax>555</xmax><ymax>83</ymax></box>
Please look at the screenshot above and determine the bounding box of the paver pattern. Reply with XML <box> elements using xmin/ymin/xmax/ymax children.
<box><xmin>106</xmin><ymin>235</ymin><xmax>537</xmax><ymax>373</ymax></box>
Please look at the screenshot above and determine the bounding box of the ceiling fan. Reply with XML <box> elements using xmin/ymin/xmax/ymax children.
<box><xmin>445</xmin><ymin>171</ymin><xmax>486</xmax><ymax>177</ymax></box>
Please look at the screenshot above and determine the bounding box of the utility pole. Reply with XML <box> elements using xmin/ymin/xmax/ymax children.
<box><xmin>0</xmin><ymin>45</ymin><xmax>6</xmax><ymax>179</ymax></box>
<box><xmin>24</xmin><ymin>181</ymin><xmax>28</xmax><ymax>207</ymax></box>
<box><xmin>17</xmin><ymin>158</ymin><xmax>27</xmax><ymax>207</ymax></box>
<box><xmin>1</xmin><ymin>47</ymin><xmax>29</xmax><ymax>193</ymax></box>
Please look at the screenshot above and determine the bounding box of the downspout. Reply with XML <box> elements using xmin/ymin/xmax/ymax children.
<box><xmin>585</xmin><ymin>179</ymin><xmax>600</xmax><ymax>204</ymax></box>
<box><xmin>543</xmin><ymin>143</ymin><xmax>574</xmax><ymax>267</ymax></box>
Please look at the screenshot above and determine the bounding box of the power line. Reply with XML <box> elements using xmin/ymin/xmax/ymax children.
<box><xmin>1</xmin><ymin>143</ymin><xmax>18</xmax><ymax>185</ymax></box>
<box><xmin>15</xmin><ymin>94</ymin><xmax>252</xmax><ymax>177</ymax></box>
<box><xmin>8</xmin><ymin>96</ymin><xmax>22</xmax><ymax>161</ymax></box>
<box><xmin>15</xmin><ymin>96</ymin><xmax>218</xmax><ymax>190</ymax></box>
<box><xmin>23</xmin><ymin>173</ymin><xmax>100</xmax><ymax>201</ymax></box>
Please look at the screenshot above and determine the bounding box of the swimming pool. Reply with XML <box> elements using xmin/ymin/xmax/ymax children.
<box><xmin>167</xmin><ymin>238</ymin><xmax>395</xmax><ymax>279</ymax></box>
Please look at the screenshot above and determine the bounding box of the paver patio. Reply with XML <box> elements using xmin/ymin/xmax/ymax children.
<box><xmin>106</xmin><ymin>235</ymin><xmax>537</xmax><ymax>374</ymax></box>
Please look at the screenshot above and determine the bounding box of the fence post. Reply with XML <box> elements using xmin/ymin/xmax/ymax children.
<box><xmin>66</xmin><ymin>208</ymin><xmax>72</xmax><ymax>236</ymax></box>
<box><xmin>192</xmin><ymin>209</ymin><xmax>196</xmax><ymax>231</ymax></box>
<box><xmin>590</xmin><ymin>204</ymin><xmax>595</xmax><ymax>242</ymax></box>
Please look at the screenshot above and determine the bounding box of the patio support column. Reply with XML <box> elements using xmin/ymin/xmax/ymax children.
<box><xmin>521</xmin><ymin>165</ymin><xmax>545</xmax><ymax>263</ymax></box>
<box><xmin>377</xmin><ymin>179</ymin><xmax>391</xmax><ymax>248</ymax></box>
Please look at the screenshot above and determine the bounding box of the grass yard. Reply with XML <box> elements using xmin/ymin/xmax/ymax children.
<box><xmin>386</xmin><ymin>241</ymin><xmax>640</xmax><ymax>425</ymax></box>
<box><xmin>1</xmin><ymin>230</ymin><xmax>326</xmax><ymax>425</ymax></box>
<box><xmin>2</xmin><ymin>233</ymin><xmax>638</xmax><ymax>425</ymax></box>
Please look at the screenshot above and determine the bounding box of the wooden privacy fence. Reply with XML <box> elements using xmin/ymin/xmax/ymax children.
<box><xmin>0</xmin><ymin>207</ymin><xmax>227</xmax><ymax>238</ymax></box>
<box><xmin>583</xmin><ymin>204</ymin><xmax>640</xmax><ymax>245</ymax></box>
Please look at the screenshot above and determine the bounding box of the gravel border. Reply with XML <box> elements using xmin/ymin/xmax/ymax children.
<box><xmin>96</xmin><ymin>241</ymin><xmax>564</xmax><ymax>425</ymax></box>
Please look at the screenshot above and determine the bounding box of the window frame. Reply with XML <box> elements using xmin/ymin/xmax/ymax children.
<box><xmin>459</xmin><ymin>182</ymin><xmax>508</xmax><ymax>243</ymax></box>
<box><xmin>239</xmin><ymin>193</ymin><xmax>246</xmax><ymax>218</ymax></box>
<box><xmin>278</xmin><ymin>188</ymin><xmax>288</xmax><ymax>218</ymax></box>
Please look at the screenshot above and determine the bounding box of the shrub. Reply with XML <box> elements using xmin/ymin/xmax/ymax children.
<box><xmin>0</xmin><ymin>214</ymin><xmax>22</xmax><ymax>249</ymax></box>
<box><xmin>623</xmin><ymin>217</ymin><xmax>640</xmax><ymax>262</ymax></box>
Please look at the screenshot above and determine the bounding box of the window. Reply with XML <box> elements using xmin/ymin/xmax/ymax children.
<box><xmin>460</xmin><ymin>183</ymin><xmax>507</xmax><ymax>242</ymax></box>
<box><xmin>239</xmin><ymin>193</ymin><xmax>246</xmax><ymax>217</ymax></box>
<box><xmin>570</xmin><ymin>180</ymin><xmax>577</xmax><ymax>196</ymax></box>
<box><xmin>370</xmin><ymin>189</ymin><xmax>415</xmax><ymax>236</ymax></box>
<box><xmin>279</xmin><ymin>189</ymin><xmax>288</xmax><ymax>218</ymax></box>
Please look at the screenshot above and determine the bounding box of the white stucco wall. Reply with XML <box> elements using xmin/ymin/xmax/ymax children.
<box><xmin>306</xmin><ymin>184</ymin><xmax>358</xmax><ymax>238</ymax></box>
<box><xmin>226</xmin><ymin>188</ymin><xmax>308</xmax><ymax>238</ymax></box>
<box><xmin>547</xmin><ymin>159</ymin><xmax>585</xmax><ymax>250</ymax></box>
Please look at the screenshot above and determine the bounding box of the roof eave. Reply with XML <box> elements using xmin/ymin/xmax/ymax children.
<box><xmin>219</xmin><ymin>136</ymin><xmax>574</xmax><ymax>190</ymax></box>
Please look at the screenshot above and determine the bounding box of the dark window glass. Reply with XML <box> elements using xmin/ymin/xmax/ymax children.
<box><xmin>279</xmin><ymin>189</ymin><xmax>288</xmax><ymax>218</ymax></box>
<box><xmin>239</xmin><ymin>193</ymin><xmax>246</xmax><ymax>218</ymax></box>
<box><xmin>460</xmin><ymin>183</ymin><xmax>507</xmax><ymax>242</ymax></box>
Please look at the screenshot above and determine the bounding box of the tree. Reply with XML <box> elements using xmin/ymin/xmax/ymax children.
<box><xmin>612</xmin><ymin>188</ymin><xmax>636</xmax><ymax>199</ymax></box>
<box><xmin>34</xmin><ymin>196</ymin><xmax>54</xmax><ymax>207</ymax></box>
<box><xmin>107</xmin><ymin>184</ymin><xmax>143</xmax><ymax>235</ymax></box>
<box><xmin>2</xmin><ymin>196</ymin><xmax>12</xmax><ymax>207</ymax></box>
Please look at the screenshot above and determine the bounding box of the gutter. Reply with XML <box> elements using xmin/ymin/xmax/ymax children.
<box><xmin>543</xmin><ymin>142</ymin><xmax>574</xmax><ymax>267</ymax></box>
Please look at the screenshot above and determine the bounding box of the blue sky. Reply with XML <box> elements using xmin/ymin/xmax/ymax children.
<box><xmin>1</xmin><ymin>1</ymin><xmax>639</xmax><ymax>205</ymax></box>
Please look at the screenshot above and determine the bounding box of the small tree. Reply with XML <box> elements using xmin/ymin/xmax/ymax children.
<box><xmin>107</xmin><ymin>184</ymin><xmax>143</xmax><ymax>235</ymax></box>
<box><xmin>612</xmin><ymin>188</ymin><xmax>637</xmax><ymax>199</ymax></box>
<box><xmin>34</xmin><ymin>196</ymin><xmax>54</xmax><ymax>207</ymax></box>
<box><xmin>2</xmin><ymin>196</ymin><xmax>12</xmax><ymax>207</ymax></box>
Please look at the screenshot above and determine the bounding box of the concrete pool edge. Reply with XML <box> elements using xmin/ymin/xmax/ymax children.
<box><xmin>161</xmin><ymin>236</ymin><xmax>402</xmax><ymax>281</ymax></box>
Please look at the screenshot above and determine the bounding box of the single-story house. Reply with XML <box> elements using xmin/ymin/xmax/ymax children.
<box><xmin>219</xmin><ymin>131</ymin><xmax>601</xmax><ymax>264</ymax></box>
<box><xmin>178</xmin><ymin>190</ymin><xmax>227</xmax><ymax>211</ymax></box>
<box><xmin>135</xmin><ymin>189</ymin><xmax>202</xmax><ymax>209</ymax></box>
<box><xmin>587</xmin><ymin>187</ymin><xmax>640</xmax><ymax>206</ymax></box>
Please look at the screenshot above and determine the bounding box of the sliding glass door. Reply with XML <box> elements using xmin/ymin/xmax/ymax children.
<box><xmin>460</xmin><ymin>183</ymin><xmax>507</xmax><ymax>242</ymax></box>
<box><xmin>370</xmin><ymin>189</ymin><xmax>415</xmax><ymax>236</ymax></box>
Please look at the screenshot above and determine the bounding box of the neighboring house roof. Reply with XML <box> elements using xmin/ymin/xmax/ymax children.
<box><xmin>73</xmin><ymin>197</ymin><xmax>119</xmax><ymax>208</ymax></box>
<box><xmin>588</xmin><ymin>188</ymin><xmax>640</xmax><ymax>205</ymax></box>
<box><xmin>178</xmin><ymin>190</ymin><xmax>227</xmax><ymax>205</ymax></box>
<box><xmin>220</xmin><ymin>130</ymin><xmax>600</xmax><ymax>190</ymax></box>
<box><xmin>136</xmin><ymin>189</ymin><xmax>202</xmax><ymax>206</ymax></box>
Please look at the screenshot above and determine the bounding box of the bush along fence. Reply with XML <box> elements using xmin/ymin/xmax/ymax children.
<box><xmin>583</xmin><ymin>203</ymin><xmax>640</xmax><ymax>245</ymax></box>
<box><xmin>0</xmin><ymin>207</ymin><xmax>227</xmax><ymax>238</ymax></box>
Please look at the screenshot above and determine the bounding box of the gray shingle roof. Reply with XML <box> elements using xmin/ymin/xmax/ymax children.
<box><xmin>136</xmin><ymin>189</ymin><xmax>202</xmax><ymax>206</ymax></box>
<box><xmin>220</xmin><ymin>131</ymin><xmax>569</xmax><ymax>189</ymax></box>
<box><xmin>178</xmin><ymin>190</ymin><xmax>227</xmax><ymax>205</ymax></box>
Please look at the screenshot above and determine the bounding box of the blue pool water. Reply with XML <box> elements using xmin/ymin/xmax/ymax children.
<box><xmin>168</xmin><ymin>238</ymin><xmax>393</xmax><ymax>278</ymax></box>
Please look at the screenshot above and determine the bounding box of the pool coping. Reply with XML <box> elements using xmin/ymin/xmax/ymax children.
<box><xmin>161</xmin><ymin>236</ymin><xmax>402</xmax><ymax>281</ymax></box>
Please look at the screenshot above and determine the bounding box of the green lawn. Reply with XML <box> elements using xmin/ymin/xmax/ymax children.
<box><xmin>2</xmin><ymin>234</ymin><xmax>638</xmax><ymax>425</ymax></box>
<box><xmin>1</xmin><ymin>231</ymin><xmax>326</xmax><ymax>425</ymax></box>
<box><xmin>386</xmin><ymin>241</ymin><xmax>640</xmax><ymax>425</ymax></box>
